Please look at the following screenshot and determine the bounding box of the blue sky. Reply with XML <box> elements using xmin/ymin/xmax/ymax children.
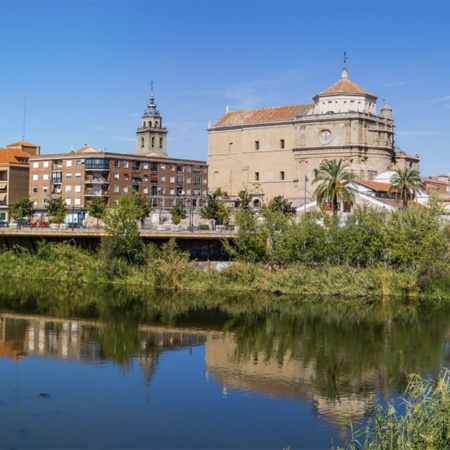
<box><xmin>0</xmin><ymin>0</ymin><xmax>449</xmax><ymax>176</ymax></box>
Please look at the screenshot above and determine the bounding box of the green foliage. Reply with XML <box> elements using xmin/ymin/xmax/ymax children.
<box><xmin>312</xmin><ymin>159</ymin><xmax>355</xmax><ymax>214</ymax></box>
<box><xmin>9</xmin><ymin>197</ymin><xmax>34</xmax><ymax>220</ymax></box>
<box><xmin>267</xmin><ymin>195</ymin><xmax>292</xmax><ymax>214</ymax></box>
<box><xmin>87</xmin><ymin>196</ymin><xmax>106</xmax><ymax>228</ymax></box>
<box><xmin>170</xmin><ymin>204</ymin><xmax>186</xmax><ymax>225</ymax></box>
<box><xmin>46</xmin><ymin>197</ymin><xmax>70</xmax><ymax>223</ymax></box>
<box><xmin>201</xmin><ymin>188</ymin><xmax>230</xmax><ymax>225</ymax></box>
<box><xmin>388</xmin><ymin>167</ymin><xmax>426</xmax><ymax>207</ymax></box>
<box><xmin>103</xmin><ymin>192</ymin><xmax>151</xmax><ymax>262</ymax></box>
<box><xmin>237</xmin><ymin>189</ymin><xmax>252</xmax><ymax>212</ymax></box>
<box><xmin>336</xmin><ymin>369</ymin><xmax>450</xmax><ymax>449</ymax></box>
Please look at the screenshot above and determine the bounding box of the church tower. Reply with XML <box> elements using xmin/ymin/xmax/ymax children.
<box><xmin>136</xmin><ymin>84</ymin><xmax>168</xmax><ymax>156</ymax></box>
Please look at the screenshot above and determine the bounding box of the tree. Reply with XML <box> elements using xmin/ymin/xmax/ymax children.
<box><xmin>388</xmin><ymin>167</ymin><xmax>426</xmax><ymax>208</ymax></box>
<box><xmin>170</xmin><ymin>204</ymin><xmax>186</xmax><ymax>225</ymax></box>
<box><xmin>237</xmin><ymin>189</ymin><xmax>252</xmax><ymax>212</ymax></box>
<box><xmin>86</xmin><ymin>196</ymin><xmax>106</xmax><ymax>228</ymax></box>
<box><xmin>9</xmin><ymin>197</ymin><xmax>34</xmax><ymax>221</ymax></box>
<box><xmin>103</xmin><ymin>192</ymin><xmax>151</xmax><ymax>262</ymax></box>
<box><xmin>267</xmin><ymin>195</ymin><xmax>292</xmax><ymax>214</ymax></box>
<box><xmin>312</xmin><ymin>159</ymin><xmax>355</xmax><ymax>215</ymax></box>
<box><xmin>201</xmin><ymin>188</ymin><xmax>230</xmax><ymax>226</ymax></box>
<box><xmin>46</xmin><ymin>197</ymin><xmax>70</xmax><ymax>224</ymax></box>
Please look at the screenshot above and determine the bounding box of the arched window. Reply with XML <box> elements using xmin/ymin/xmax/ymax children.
<box><xmin>149</xmin><ymin>121</ymin><xmax>152</xmax><ymax>128</ymax></box>
<box><xmin>155</xmin><ymin>121</ymin><xmax>159</xmax><ymax>127</ymax></box>
<box><xmin>141</xmin><ymin>137</ymin><xmax>145</xmax><ymax>148</ymax></box>
<box><xmin>151</xmin><ymin>137</ymin><xmax>155</xmax><ymax>148</ymax></box>
<box><xmin>159</xmin><ymin>138</ymin><xmax>163</xmax><ymax>148</ymax></box>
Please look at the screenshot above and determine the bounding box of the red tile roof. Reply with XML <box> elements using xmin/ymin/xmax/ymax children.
<box><xmin>317</xmin><ymin>79</ymin><xmax>376</xmax><ymax>98</ymax></box>
<box><xmin>212</xmin><ymin>104</ymin><xmax>313</xmax><ymax>127</ymax></box>
<box><xmin>0</xmin><ymin>148</ymin><xmax>31</xmax><ymax>164</ymax></box>
<box><xmin>355</xmin><ymin>179</ymin><xmax>391</xmax><ymax>192</ymax></box>
<box><xmin>6</xmin><ymin>141</ymin><xmax>38</xmax><ymax>148</ymax></box>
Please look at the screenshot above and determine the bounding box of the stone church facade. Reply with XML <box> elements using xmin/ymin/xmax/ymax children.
<box><xmin>207</xmin><ymin>64</ymin><xmax>419</xmax><ymax>207</ymax></box>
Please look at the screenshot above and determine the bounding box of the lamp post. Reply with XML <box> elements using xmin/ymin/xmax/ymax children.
<box><xmin>71</xmin><ymin>206</ymin><xmax>75</xmax><ymax>231</ymax></box>
<box><xmin>304</xmin><ymin>175</ymin><xmax>309</xmax><ymax>215</ymax></box>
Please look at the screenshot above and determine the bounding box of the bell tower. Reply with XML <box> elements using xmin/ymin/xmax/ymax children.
<box><xmin>136</xmin><ymin>83</ymin><xmax>168</xmax><ymax>156</ymax></box>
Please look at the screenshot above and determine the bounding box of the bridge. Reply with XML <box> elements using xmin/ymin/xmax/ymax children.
<box><xmin>0</xmin><ymin>227</ymin><xmax>236</xmax><ymax>254</ymax></box>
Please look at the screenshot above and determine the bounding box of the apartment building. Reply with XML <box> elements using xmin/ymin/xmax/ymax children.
<box><xmin>29</xmin><ymin>146</ymin><xmax>208</xmax><ymax>220</ymax></box>
<box><xmin>0</xmin><ymin>142</ymin><xmax>40</xmax><ymax>221</ymax></box>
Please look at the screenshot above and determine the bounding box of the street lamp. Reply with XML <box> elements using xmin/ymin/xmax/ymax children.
<box><xmin>304</xmin><ymin>175</ymin><xmax>309</xmax><ymax>215</ymax></box>
<box><xmin>71</xmin><ymin>206</ymin><xmax>75</xmax><ymax>231</ymax></box>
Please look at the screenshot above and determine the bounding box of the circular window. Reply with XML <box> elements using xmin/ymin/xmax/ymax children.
<box><xmin>319</xmin><ymin>130</ymin><xmax>332</xmax><ymax>144</ymax></box>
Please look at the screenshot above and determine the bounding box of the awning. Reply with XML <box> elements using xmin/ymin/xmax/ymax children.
<box><xmin>0</xmin><ymin>183</ymin><xmax>6</xmax><ymax>190</ymax></box>
<box><xmin>0</xmin><ymin>194</ymin><xmax>7</xmax><ymax>201</ymax></box>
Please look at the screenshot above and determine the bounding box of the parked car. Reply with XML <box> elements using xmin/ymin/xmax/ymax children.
<box><xmin>31</xmin><ymin>221</ymin><xmax>48</xmax><ymax>228</ymax></box>
<box><xmin>0</xmin><ymin>220</ymin><xmax>9</xmax><ymax>227</ymax></box>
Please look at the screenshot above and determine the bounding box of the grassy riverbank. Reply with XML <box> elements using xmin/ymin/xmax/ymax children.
<box><xmin>1</xmin><ymin>239</ymin><xmax>450</xmax><ymax>299</ymax></box>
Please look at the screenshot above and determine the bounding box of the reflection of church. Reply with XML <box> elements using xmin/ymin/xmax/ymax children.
<box><xmin>208</xmin><ymin>59</ymin><xmax>419</xmax><ymax>207</ymax></box>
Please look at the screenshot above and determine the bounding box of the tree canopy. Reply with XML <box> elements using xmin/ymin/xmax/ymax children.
<box><xmin>388</xmin><ymin>167</ymin><xmax>426</xmax><ymax>207</ymax></box>
<box><xmin>9</xmin><ymin>197</ymin><xmax>34</xmax><ymax>220</ymax></box>
<box><xmin>312</xmin><ymin>159</ymin><xmax>355</xmax><ymax>214</ymax></box>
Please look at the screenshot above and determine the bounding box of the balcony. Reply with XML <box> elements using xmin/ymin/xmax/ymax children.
<box><xmin>85</xmin><ymin>177</ymin><xmax>110</xmax><ymax>184</ymax></box>
<box><xmin>85</xmin><ymin>189</ymin><xmax>109</xmax><ymax>197</ymax></box>
<box><xmin>85</xmin><ymin>158</ymin><xmax>111</xmax><ymax>170</ymax></box>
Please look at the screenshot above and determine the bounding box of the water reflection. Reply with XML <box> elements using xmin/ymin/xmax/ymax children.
<box><xmin>1</xmin><ymin>280</ymin><xmax>450</xmax><ymax>445</ymax></box>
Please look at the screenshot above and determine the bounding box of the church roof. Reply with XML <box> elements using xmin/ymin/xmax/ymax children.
<box><xmin>318</xmin><ymin>78</ymin><xmax>376</xmax><ymax>97</ymax></box>
<box><xmin>315</xmin><ymin>63</ymin><xmax>377</xmax><ymax>99</ymax></box>
<box><xmin>212</xmin><ymin>104</ymin><xmax>313</xmax><ymax>127</ymax></box>
<box><xmin>355</xmin><ymin>179</ymin><xmax>391</xmax><ymax>192</ymax></box>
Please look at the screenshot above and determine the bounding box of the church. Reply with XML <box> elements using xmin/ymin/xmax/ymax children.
<box><xmin>207</xmin><ymin>62</ymin><xmax>419</xmax><ymax>207</ymax></box>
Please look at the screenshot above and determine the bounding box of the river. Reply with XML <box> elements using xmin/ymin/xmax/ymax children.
<box><xmin>0</xmin><ymin>281</ymin><xmax>449</xmax><ymax>449</ymax></box>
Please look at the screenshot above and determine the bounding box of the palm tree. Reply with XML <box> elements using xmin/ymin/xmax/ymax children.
<box><xmin>312</xmin><ymin>159</ymin><xmax>355</xmax><ymax>215</ymax></box>
<box><xmin>388</xmin><ymin>167</ymin><xmax>425</xmax><ymax>207</ymax></box>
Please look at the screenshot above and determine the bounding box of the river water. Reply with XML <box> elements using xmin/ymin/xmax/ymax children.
<box><xmin>0</xmin><ymin>282</ymin><xmax>449</xmax><ymax>449</ymax></box>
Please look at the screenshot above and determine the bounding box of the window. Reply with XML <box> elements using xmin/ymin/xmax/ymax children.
<box><xmin>33</xmin><ymin>162</ymin><xmax>39</xmax><ymax>168</ymax></box>
<box><xmin>114</xmin><ymin>173</ymin><xmax>119</xmax><ymax>180</ymax></box>
<box><xmin>113</xmin><ymin>185</ymin><xmax>119</xmax><ymax>193</ymax></box>
<box><xmin>151</xmin><ymin>137</ymin><xmax>155</xmax><ymax>147</ymax></box>
<box><xmin>255</xmin><ymin>172</ymin><xmax>259</xmax><ymax>181</ymax></box>
<box><xmin>143</xmin><ymin>176</ymin><xmax>149</xmax><ymax>182</ymax></box>
<box><xmin>75</xmin><ymin>185</ymin><xmax>81</xmax><ymax>193</ymax></box>
<box><xmin>255</xmin><ymin>141</ymin><xmax>260</xmax><ymax>150</ymax></box>
<box><xmin>160</xmin><ymin>176</ymin><xmax>165</xmax><ymax>183</ymax></box>
<box><xmin>66</xmin><ymin>199</ymin><xmax>71</xmax><ymax>206</ymax></box>
<box><xmin>186</xmin><ymin>189</ymin><xmax>191</xmax><ymax>195</ymax></box>
<box><xmin>66</xmin><ymin>160</ymin><xmax>72</xmax><ymax>167</ymax></box>
<box><xmin>32</xmin><ymin>174</ymin><xmax>38</xmax><ymax>181</ymax></box>
<box><xmin>76</xmin><ymin>160</ymin><xmax>82</xmax><ymax>166</ymax></box>
<box><xmin>160</xmin><ymin>164</ymin><xmax>166</xmax><ymax>171</ymax></box>
<box><xmin>43</xmin><ymin>198</ymin><xmax>48</xmax><ymax>205</ymax></box>
<box><xmin>141</xmin><ymin>137</ymin><xmax>145</xmax><ymax>148</ymax></box>
<box><xmin>202</xmin><ymin>190</ymin><xmax>207</xmax><ymax>196</ymax></box>
<box><xmin>280</xmin><ymin>139</ymin><xmax>285</xmax><ymax>149</ymax></box>
<box><xmin>186</xmin><ymin>178</ymin><xmax>191</xmax><ymax>184</ymax></box>
<box><xmin>43</xmin><ymin>186</ymin><xmax>48</xmax><ymax>194</ymax></box>
<box><xmin>202</xmin><ymin>167</ymin><xmax>207</xmax><ymax>174</ymax></box>
<box><xmin>75</xmin><ymin>172</ymin><xmax>81</xmax><ymax>179</ymax></box>
<box><xmin>280</xmin><ymin>171</ymin><xmax>285</xmax><ymax>180</ymax></box>
<box><xmin>202</xmin><ymin>179</ymin><xmax>207</xmax><ymax>184</ymax></box>
<box><xmin>32</xmin><ymin>187</ymin><xmax>38</xmax><ymax>193</ymax></box>
<box><xmin>170</xmin><ymin>177</ymin><xmax>175</xmax><ymax>183</ymax></box>
<box><xmin>66</xmin><ymin>173</ymin><xmax>72</xmax><ymax>180</ymax></box>
<box><xmin>169</xmin><ymin>199</ymin><xmax>174</xmax><ymax>207</ymax></box>
<box><xmin>43</xmin><ymin>174</ymin><xmax>49</xmax><ymax>181</ymax></box>
<box><xmin>159</xmin><ymin>138</ymin><xmax>163</xmax><ymax>148</ymax></box>
<box><xmin>123</xmin><ymin>186</ymin><xmax>128</xmax><ymax>193</ymax></box>
<box><xmin>43</xmin><ymin>161</ymin><xmax>49</xmax><ymax>168</ymax></box>
<box><xmin>186</xmin><ymin>166</ymin><xmax>192</xmax><ymax>172</ymax></box>
<box><xmin>65</xmin><ymin>186</ymin><xmax>72</xmax><ymax>193</ymax></box>
<box><xmin>169</xmin><ymin>188</ymin><xmax>175</xmax><ymax>195</ymax></box>
<box><xmin>143</xmin><ymin>187</ymin><xmax>148</xmax><ymax>194</ymax></box>
<box><xmin>143</xmin><ymin>163</ymin><xmax>148</xmax><ymax>170</ymax></box>
<box><xmin>123</xmin><ymin>161</ymin><xmax>129</xmax><ymax>168</ymax></box>
<box><xmin>123</xmin><ymin>174</ymin><xmax>129</xmax><ymax>181</ymax></box>
<box><xmin>74</xmin><ymin>198</ymin><xmax>81</xmax><ymax>206</ymax></box>
<box><xmin>170</xmin><ymin>165</ymin><xmax>175</xmax><ymax>172</ymax></box>
<box><xmin>114</xmin><ymin>160</ymin><xmax>120</xmax><ymax>168</ymax></box>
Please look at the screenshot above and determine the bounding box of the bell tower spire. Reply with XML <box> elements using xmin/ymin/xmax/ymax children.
<box><xmin>136</xmin><ymin>82</ymin><xmax>168</xmax><ymax>156</ymax></box>
<box><xmin>341</xmin><ymin>51</ymin><xmax>349</xmax><ymax>80</ymax></box>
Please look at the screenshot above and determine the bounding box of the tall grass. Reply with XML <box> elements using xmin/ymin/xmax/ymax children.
<box><xmin>335</xmin><ymin>369</ymin><xmax>450</xmax><ymax>449</ymax></box>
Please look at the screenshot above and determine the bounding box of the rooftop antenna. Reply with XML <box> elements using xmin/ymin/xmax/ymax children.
<box><xmin>22</xmin><ymin>89</ymin><xmax>28</xmax><ymax>141</ymax></box>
